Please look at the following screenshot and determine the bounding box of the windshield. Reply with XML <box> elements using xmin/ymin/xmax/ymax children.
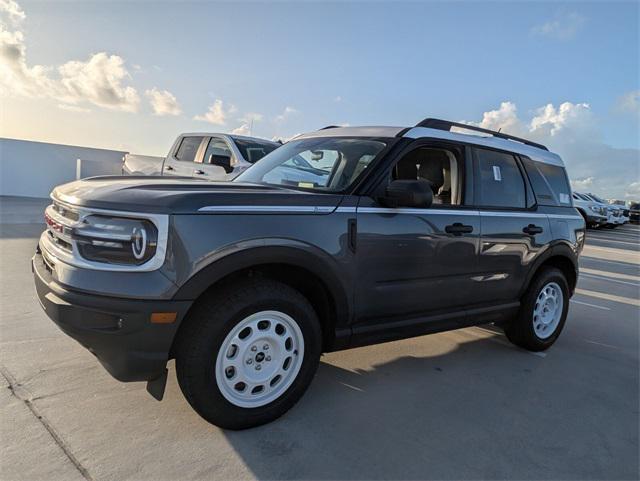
<box><xmin>588</xmin><ymin>193</ymin><xmax>607</xmax><ymax>204</ymax></box>
<box><xmin>235</xmin><ymin>137</ymin><xmax>388</xmax><ymax>192</ymax></box>
<box><xmin>232</xmin><ymin>138</ymin><xmax>280</xmax><ymax>163</ymax></box>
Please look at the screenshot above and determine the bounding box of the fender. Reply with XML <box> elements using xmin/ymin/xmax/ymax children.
<box><xmin>172</xmin><ymin>239</ymin><xmax>352</xmax><ymax>327</ymax></box>
<box><xmin>518</xmin><ymin>240</ymin><xmax>579</xmax><ymax>298</ymax></box>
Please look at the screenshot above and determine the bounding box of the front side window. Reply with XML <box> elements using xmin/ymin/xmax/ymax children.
<box><xmin>175</xmin><ymin>136</ymin><xmax>204</xmax><ymax>162</ymax></box>
<box><xmin>476</xmin><ymin>148</ymin><xmax>526</xmax><ymax>208</ymax></box>
<box><xmin>391</xmin><ymin>147</ymin><xmax>460</xmax><ymax>205</ymax></box>
<box><xmin>203</xmin><ymin>138</ymin><xmax>232</xmax><ymax>164</ymax></box>
<box><xmin>235</xmin><ymin>137</ymin><xmax>387</xmax><ymax>192</ymax></box>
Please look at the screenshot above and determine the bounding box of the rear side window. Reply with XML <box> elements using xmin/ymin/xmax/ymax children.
<box><xmin>175</xmin><ymin>136</ymin><xmax>204</xmax><ymax>162</ymax></box>
<box><xmin>533</xmin><ymin>162</ymin><xmax>572</xmax><ymax>206</ymax></box>
<box><xmin>475</xmin><ymin>148</ymin><xmax>526</xmax><ymax>208</ymax></box>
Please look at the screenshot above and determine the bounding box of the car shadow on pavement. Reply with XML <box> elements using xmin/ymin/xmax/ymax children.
<box><xmin>220</xmin><ymin>331</ymin><xmax>637</xmax><ymax>481</ymax></box>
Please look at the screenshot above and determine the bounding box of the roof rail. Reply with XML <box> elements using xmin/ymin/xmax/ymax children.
<box><xmin>319</xmin><ymin>125</ymin><xmax>341</xmax><ymax>130</ymax></box>
<box><xmin>415</xmin><ymin>118</ymin><xmax>548</xmax><ymax>151</ymax></box>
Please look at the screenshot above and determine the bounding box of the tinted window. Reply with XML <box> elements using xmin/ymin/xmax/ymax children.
<box><xmin>536</xmin><ymin>162</ymin><xmax>572</xmax><ymax>205</ymax></box>
<box><xmin>232</xmin><ymin>138</ymin><xmax>279</xmax><ymax>163</ymax></box>
<box><xmin>203</xmin><ymin>138</ymin><xmax>232</xmax><ymax>164</ymax></box>
<box><xmin>175</xmin><ymin>136</ymin><xmax>204</xmax><ymax>162</ymax></box>
<box><xmin>522</xmin><ymin>157</ymin><xmax>572</xmax><ymax>206</ymax></box>
<box><xmin>476</xmin><ymin>148</ymin><xmax>526</xmax><ymax>208</ymax></box>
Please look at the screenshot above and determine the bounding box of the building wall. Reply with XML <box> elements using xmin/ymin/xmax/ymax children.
<box><xmin>0</xmin><ymin>138</ymin><xmax>127</xmax><ymax>198</ymax></box>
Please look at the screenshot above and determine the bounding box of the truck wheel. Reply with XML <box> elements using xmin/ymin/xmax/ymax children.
<box><xmin>503</xmin><ymin>267</ymin><xmax>569</xmax><ymax>352</ymax></box>
<box><xmin>175</xmin><ymin>279</ymin><xmax>322</xmax><ymax>430</ymax></box>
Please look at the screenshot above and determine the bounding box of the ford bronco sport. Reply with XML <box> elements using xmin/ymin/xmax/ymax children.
<box><xmin>33</xmin><ymin>118</ymin><xmax>585</xmax><ymax>429</ymax></box>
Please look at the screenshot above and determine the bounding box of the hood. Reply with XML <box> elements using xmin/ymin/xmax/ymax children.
<box><xmin>51</xmin><ymin>176</ymin><xmax>343</xmax><ymax>214</ymax></box>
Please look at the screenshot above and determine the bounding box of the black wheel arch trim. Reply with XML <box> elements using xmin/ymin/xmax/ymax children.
<box><xmin>519</xmin><ymin>241</ymin><xmax>579</xmax><ymax>298</ymax></box>
<box><xmin>172</xmin><ymin>241</ymin><xmax>352</xmax><ymax>328</ymax></box>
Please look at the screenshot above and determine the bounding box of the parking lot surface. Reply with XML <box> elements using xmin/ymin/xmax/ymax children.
<box><xmin>1</xmin><ymin>196</ymin><xmax>638</xmax><ymax>481</ymax></box>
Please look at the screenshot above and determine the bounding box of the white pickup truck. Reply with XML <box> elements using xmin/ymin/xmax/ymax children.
<box><xmin>122</xmin><ymin>133</ymin><xmax>281</xmax><ymax>180</ymax></box>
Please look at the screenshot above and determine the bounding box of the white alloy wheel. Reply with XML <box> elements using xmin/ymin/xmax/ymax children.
<box><xmin>533</xmin><ymin>282</ymin><xmax>564</xmax><ymax>339</ymax></box>
<box><xmin>215</xmin><ymin>310</ymin><xmax>305</xmax><ymax>408</ymax></box>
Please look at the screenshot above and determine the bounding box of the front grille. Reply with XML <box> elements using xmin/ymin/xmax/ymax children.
<box><xmin>44</xmin><ymin>201</ymin><xmax>80</xmax><ymax>253</ymax></box>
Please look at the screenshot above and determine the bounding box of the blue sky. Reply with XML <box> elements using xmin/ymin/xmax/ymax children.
<box><xmin>1</xmin><ymin>1</ymin><xmax>638</xmax><ymax>197</ymax></box>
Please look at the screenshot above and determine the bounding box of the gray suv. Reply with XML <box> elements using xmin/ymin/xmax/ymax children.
<box><xmin>33</xmin><ymin>118</ymin><xmax>585</xmax><ymax>429</ymax></box>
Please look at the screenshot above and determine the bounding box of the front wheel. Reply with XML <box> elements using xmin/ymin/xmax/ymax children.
<box><xmin>174</xmin><ymin>279</ymin><xmax>322</xmax><ymax>429</ymax></box>
<box><xmin>504</xmin><ymin>267</ymin><xmax>569</xmax><ymax>351</ymax></box>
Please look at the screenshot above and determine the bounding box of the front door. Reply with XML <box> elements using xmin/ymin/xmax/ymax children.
<box><xmin>195</xmin><ymin>137</ymin><xmax>237</xmax><ymax>181</ymax></box>
<box><xmin>354</xmin><ymin>144</ymin><xmax>482</xmax><ymax>326</ymax></box>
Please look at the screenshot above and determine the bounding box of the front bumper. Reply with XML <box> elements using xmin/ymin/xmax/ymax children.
<box><xmin>585</xmin><ymin>213</ymin><xmax>607</xmax><ymax>226</ymax></box>
<box><xmin>32</xmin><ymin>250</ymin><xmax>192</xmax><ymax>382</ymax></box>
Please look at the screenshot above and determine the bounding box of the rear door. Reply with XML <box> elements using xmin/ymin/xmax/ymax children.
<box><xmin>163</xmin><ymin>135</ymin><xmax>207</xmax><ymax>177</ymax></box>
<box><xmin>474</xmin><ymin>147</ymin><xmax>552</xmax><ymax>302</ymax></box>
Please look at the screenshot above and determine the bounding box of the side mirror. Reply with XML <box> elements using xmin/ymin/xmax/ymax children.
<box><xmin>381</xmin><ymin>179</ymin><xmax>433</xmax><ymax>208</ymax></box>
<box><xmin>208</xmin><ymin>154</ymin><xmax>233</xmax><ymax>174</ymax></box>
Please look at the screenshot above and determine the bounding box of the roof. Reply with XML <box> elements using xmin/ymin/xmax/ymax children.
<box><xmin>297</xmin><ymin>125</ymin><xmax>564</xmax><ymax>167</ymax></box>
<box><xmin>177</xmin><ymin>133</ymin><xmax>279</xmax><ymax>144</ymax></box>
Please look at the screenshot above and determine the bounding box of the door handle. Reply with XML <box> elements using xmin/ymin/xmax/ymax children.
<box><xmin>165</xmin><ymin>165</ymin><xmax>174</xmax><ymax>171</ymax></box>
<box><xmin>523</xmin><ymin>224</ymin><xmax>544</xmax><ymax>235</ymax></box>
<box><xmin>445</xmin><ymin>223</ymin><xmax>474</xmax><ymax>235</ymax></box>
<box><xmin>194</xmin><ymin>169</ymin><xmax>205</xmax><ymax>175</ymax></box>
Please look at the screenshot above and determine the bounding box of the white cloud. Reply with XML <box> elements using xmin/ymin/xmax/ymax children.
<box><xmin>231</xmin><ymin>124</ymin><xmax>251</xmax><ymax>135</ymax></box>
<box><xmin>58</xmin><ymin>53</ymin><xmax>140</xmax><ymax>112</ymax></box>
<box><xmin>625</xmin><ymin>182</ymin><xmax>640</xmax><ymax>200</ymax></box>
<box><xmin>230</xmin><ymin>112</ymin><xmax>264</xmax><ymax>136</ymax></box>
<box><xmin>275</xmin><ymin>106</ymin><xmax>298</xmax><ymax>122</ymax></box>
<box><xmin>0</xmin><ymin>0</ymin><xmax>25</xmax><ymax>23</ymax></box>
<box><xmin>531</xmin><ymin>12</ymin><xmax>586</xmax><ymax>40</ymax></box>
<box><xmin>570</xmin><ymin>177</ymin><xmax>594</xmax><ymax>191</ymax></box>
<box><xmin>464</xmin><ymin>101</ymin><xmax>524</xmax><ymax>136</ymax></box>
<box><xmin>145</xmin><ymin>87</ymin><xmax>181</xmax><ymax>116</ymax></box>
<box><xmin>194</xmin><ymin>99</ymin><xmax>234</xmax><ymax>125</ymax></box>
<box><xmin>57</xmin><ymin>103</ymin><xmax>90</xmax><ymax>113</ymax></box>
<box><xmin>334</xmin><ymin>96</ymin><xmax>342</xmax><ymax>103</ymax></box>
<box><xmin>529</xmin><ymin>102</ymin><xmax>593</xmax><ymax>137</ymax></box>
<box><xmin>616</xmin><ymin>90</ymin><xmax>640</xmax><ymax>114</ymax></box>
<box><xmin>0</xmin><ymin>4</ymin><xmax>140</xmax><ymax>112</ymax></box>
<box><xmin>466</xmin><ymin>101</ymin><xmax>639</xmax><ymax>200</ymax></box>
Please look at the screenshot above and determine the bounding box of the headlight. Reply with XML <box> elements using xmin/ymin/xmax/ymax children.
<box><xmin>72</xmin><ymin>215</ymin><xmax>158</xmax><ymax>266</ymax></box>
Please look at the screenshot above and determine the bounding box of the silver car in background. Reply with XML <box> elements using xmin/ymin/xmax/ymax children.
<box><xmin>123</xmin><ymin>133</ymin><xmax>281</xmax><ymax>180</ymax></box>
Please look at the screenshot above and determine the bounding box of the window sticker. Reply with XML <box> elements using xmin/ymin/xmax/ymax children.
<box><xmin>492</xmin><ymin>165</ymin><xmax>502</xmax><ymax>181</ymax></box>
<box><xmin>559</xmin><ymin>193</ymin><xmax>570</xmax><ymax>204</ymax></box>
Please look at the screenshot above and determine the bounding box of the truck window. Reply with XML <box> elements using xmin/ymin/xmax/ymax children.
<box><xmin>203</xmin><ymin>138</ymin><xmax>232</xmax><ymax>164</ymax></box>
<box><xmin>475</xmin><ymin>148</ymin><xmax>526</xmax><ymax>208</ymax></box>
<box><xmin>232</xmin><ymin>138</ymin><xmax>279</xmax><ymax>163</ymax></box>
<box><xmin>175</xmin><ymin>136</ymin><xmax>204</xmax><ymax>162</ymax></box>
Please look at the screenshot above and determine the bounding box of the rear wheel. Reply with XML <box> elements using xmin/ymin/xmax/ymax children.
<box><xmin>504</xmin><ymin>267</ymin><xmax>569</xmax><ymax>351</ymax></box>
<box><xmin>175</xmin><ymin>279</ymin><xmax>322</xmax><ymax>429</ymax></box>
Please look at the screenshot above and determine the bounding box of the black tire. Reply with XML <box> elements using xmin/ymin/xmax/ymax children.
<box><xmin>503</xmin><ymin>267</ymin><xmax>569</xmax><ymax>352</ymax></box>
<box><xmin>174</xmin><ymin>278</ymin><xmax>322</xmax><ymax>430</ymax></box>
